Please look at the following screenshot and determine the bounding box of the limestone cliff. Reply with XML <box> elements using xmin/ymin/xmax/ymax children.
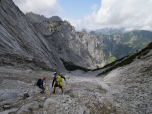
<box><xmin>27</xmin><ymin>13</ymin><xmax>107</xmax><ymax>69</ymax></box>
<box><xmin>0</xmin><ymin>0</ymin><xmax>106</xmax><ymax>72</ymax></box>
<box><xmin>0</xmin><ymin>0</ymin><xmax>65</xmax><ymax>72</ymax></box>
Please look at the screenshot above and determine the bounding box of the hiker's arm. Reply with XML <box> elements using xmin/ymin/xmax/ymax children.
<box><xmin>61</xmin><ymin>76</ymin><xmax>66</xmax><ymax>81</ymax></box>
<box><xmin>40</xmin><ymin>85</ymin><xmax>45</xmax><ymax>89</ymax></box>
<box><xmin>52</xmin><ymin>77</ymin><xmax>55</xmax><ymax>87</ymax></box>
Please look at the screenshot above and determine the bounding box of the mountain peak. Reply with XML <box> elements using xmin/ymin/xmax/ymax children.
<box><xmin>49</xmin><ymin>16</ymin><xmax>62</xmax><ymax>22</ymax></box>
<box><xmin>81</xmin><ymin>28</ymin><xmax>87</xmax><ymax>33</ymax></box>
<box><xmin>26</xmin><ymin>12</ymin><xmax>46</xmax><ymax>22</ymax></box>
<box><xmin>26</xmin><ymin>12</ymin><xmax>63</xmax><ymax>22</ymax></box>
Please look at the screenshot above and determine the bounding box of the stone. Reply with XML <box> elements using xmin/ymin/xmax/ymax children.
<box><xmin>31</xmin><ymin>81</ymin><xmax>36</xmax><ymax>86</ymax></box>
<box><xmin>64</xmin><ymin>95</ymin><xmax>70</xmax><ymax>98</ymax></box>
<box><xmin>26</xmin><ymin>69</ymin><xmax>32</xmax><ymax>74</ymax></box>
<box><xmin>43</xmin><ymin>111</ymin><xmax>47</xmax><ymax>114</ymax></box>
<box><xmin>78</xmin><ymin>107</ymin><xmax>85</xmax><ymax>114</ymax></box>
<box><xmin>76</xmin><ymin>98</ymin><xmax>81</xmax><ymax>103</ymax></box>
<box><xmin>97</xmin><ymin>99</ymin><xmax>104</xmax><ymax>105</ymax></box>
<box><xmin>28</xmin><ymin>101</ymin><xmax>40</xmax><ymax>111</ymax></box>
<box><xmin>23</xmin><ymin>92</ymin><xmax>29</xmax><ymax>99</ymax></box>
<box><xmin>65</xmin><ymin>107</ymin><xmax>69</xmax><ymax>110</ymax></box>
<box><xmin>69</xmin><ymin>99</ymin><xmax>72</xmax><ymax>104</ymax></box>
<box><xmin>3</xmin><ymin>105</ymin><xmax>10</xmax><ymax>110</ymax></box>
<box><xmin>39</xmin><ymin>103</ymin><xmax>43</xmax><ymax>108</ymax></box>
<box><xmin>44</xmin><ymin>98</ymin><xmax>57</xmax><ymax>107</ymax></box>
<box><xmin>41</xmin><ymin>97</ymin><xmax>47</xmax><ymax>101</ymax></box>
<box><xmin>0</xmin><ymin>108</ymin><xmax>18</xmax><ymax>114</ymax></box>
<box><xmin>62</xmin><ymin>100</ymin><xmax>66</xmax><ymax>103</ymax></box>
<box><xmin>107</xmin><ymin>107</ymin><xmax>111</xmax><ymax>110</ymax></box>
<box><xmin>17</xmin><ymin>104</ymin><xmax>30</xmax><ymax>114</ymax></box>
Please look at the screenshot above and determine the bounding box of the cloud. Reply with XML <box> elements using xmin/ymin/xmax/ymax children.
<box><xmin>96</xmin><ymin>0</ymin><xmax>151</xmax><ymax>25</ymax></box>
<box><xmin>91</xmin><ymin>4</ymin><xmax>98</xmax><ymax>11</ymax></box>
<box><xmin>66</xmin><ymin>0</ymin><xmax>152</xmax><ymax>31</ymax></box>
<box><xmin>13</xmin><ymin>0</ymin><xmax>61</xmax><ymax>18</ymax></box>
<box><xmin>13</xmin><ymin>0</ymin><xmax>152</xmax><ymax>31</ymax></box>
<box><xmin>63</xmin><ymin>18</ymin><xmax>83</xmax><ymax>31</ymax></box>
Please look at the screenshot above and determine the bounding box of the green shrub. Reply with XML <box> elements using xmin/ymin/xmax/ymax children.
<box><xmin>107</xmin><ymin>56</ymin><xmax>116</xmax><ymax>63</ymax></box>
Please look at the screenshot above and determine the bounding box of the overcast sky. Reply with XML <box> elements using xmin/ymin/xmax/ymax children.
<box><xmin>13</xmin><ymin>0</ymin><xmax>152</xmax><ymax>31</ymax></box>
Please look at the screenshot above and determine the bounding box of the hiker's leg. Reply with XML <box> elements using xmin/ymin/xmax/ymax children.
<box><xmin>41</xmin><ymin>89</ymin><xmax>44</xmax><ymax>93</ymax></box>
<box><xmin>53</xmin><ymin>86</ymin><xmax>56</xmax><ymax>93</ymax></box>
<box><xmin>60</xmin><ymin>86</ymin><xmax>63</xmax><ymax>93</ymax></box>
<box><xmin>42</xmin><ymin>87</ymin><xmax>45</xmax><ymax>92</ymax></box>
<box><xmin>40</xmin><ymin>87</ymin><xmax>45</xmax><ymax>93</ymax></box>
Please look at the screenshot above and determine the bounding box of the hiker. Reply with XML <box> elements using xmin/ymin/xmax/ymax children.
<box><xmin>52</xmin><ymin>72</ymin><xmax>66</xmax><ymax>94</ymax></box>
<box><xmin>37</xmin><ymin>77</ymin><xmax>46</xmax><ymax>94</ymax></box>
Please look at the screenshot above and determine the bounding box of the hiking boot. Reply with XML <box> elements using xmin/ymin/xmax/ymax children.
<box><xmin>40</xmin><ymin>91</ymin><xmax>44</xmax><ymax>94</ymax></box>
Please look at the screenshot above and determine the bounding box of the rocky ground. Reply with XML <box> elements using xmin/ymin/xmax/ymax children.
<box><xmin>0</xmin><ymin>66</ymin><xmax>125</xmax><ymax>114</ymax></box>
<box><xmin>103</xmin><ymin>54</ymin><xmax>152</xmax><ymax>114</ymax></box>
<box><xmin>1</xmin><ymin>54</ymin><xmax>152</xmax><ymax>114</ymax></box>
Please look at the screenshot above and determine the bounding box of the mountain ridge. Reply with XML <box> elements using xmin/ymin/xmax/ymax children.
<box><xmin>90</xmin><ymin>30</ymin><xmax>152</xmax><ymax>63</ymax></box>
<box><xmin>91</xmin><ymin>27</ymin><xmax>126</xmax><ymax>35</ymax></box>
<box><xmin>26</xmin><ymin>12</ymin><xmax>107</xmax><ymax>69</ymax></box>
<box><xmin>26</xmin><ymin>12</ymin><xmax>62</xmax><ymax>22</ymax></box>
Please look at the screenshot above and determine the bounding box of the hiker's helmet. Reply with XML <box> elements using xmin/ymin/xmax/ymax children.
<box><xmin>54</xmin><ymin>72</ymin><xmax>57</xmax><ymax>75</ymax></box>
<box><xmin>43</xmin><ymin>77</ymin><xmax>46</xmax><ymax>80</ymax></box>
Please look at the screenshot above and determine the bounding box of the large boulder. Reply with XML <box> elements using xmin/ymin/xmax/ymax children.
<box><xmin>43</xmin><ymin>98</ymin><xmax>57</xmax><ymax>107</ymax></box>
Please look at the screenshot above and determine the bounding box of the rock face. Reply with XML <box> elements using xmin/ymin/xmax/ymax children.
<box><xmin>0</xmin><ymin>0</ymin><xmax>106</xmax><ymax>72</ymax></box>
<box><xmin>49</xmin><ymin>23</ymin><xmax>107</xmax><ymax>69</ymax></box>
<box><xmin>27</xmin><ymin>14</ymin><xmax>107</xmax><ymax>69</ymax></box>
<box><xmin>0</xmin><ymin>0</ymin><xmax>65</xmax><ymax>72</ymax></box>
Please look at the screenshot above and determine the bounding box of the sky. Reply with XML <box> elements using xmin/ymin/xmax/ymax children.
<box><xmin>13</xmin><ymin>0</ymin><xmax>152</xmax><ymax>32</ymax></box>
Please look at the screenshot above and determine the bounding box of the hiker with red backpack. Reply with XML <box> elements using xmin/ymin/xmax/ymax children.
<box><xmin>52</xmin><ymin>72</ymin><xmax>66</xmax><ymax>94</ymax></box>
<box><xmin>37</xmin><ymin>77</ymin><xmax>46</xmax><ymax>94</ymax></box>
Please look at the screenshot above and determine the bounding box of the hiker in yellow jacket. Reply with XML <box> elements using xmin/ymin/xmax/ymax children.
<box><xmin>52</xmin><ymin>72</ymin><xmax>66</xmax><ymax>94</ymax></box>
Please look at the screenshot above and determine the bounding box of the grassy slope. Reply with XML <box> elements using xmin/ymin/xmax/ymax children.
<box><xmin>91</xmin><ymin>30</ymin><xmax>152</xmax><ymax>63</ymax></box>
<box><xmin>107</xmin><ymin>56</ymin><xmax>116</xmax><ymax>63</ymax></box>
<box><xmin>97</xmin><ymin>41</ymin><xmax>152</xmax><ymax>76</ymax></box>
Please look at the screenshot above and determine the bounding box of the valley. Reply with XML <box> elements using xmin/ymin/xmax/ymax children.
<box><xmin>0</xmin><ymin>0</ymin><xmax>152</xmax><ymax>114</ymax></box>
